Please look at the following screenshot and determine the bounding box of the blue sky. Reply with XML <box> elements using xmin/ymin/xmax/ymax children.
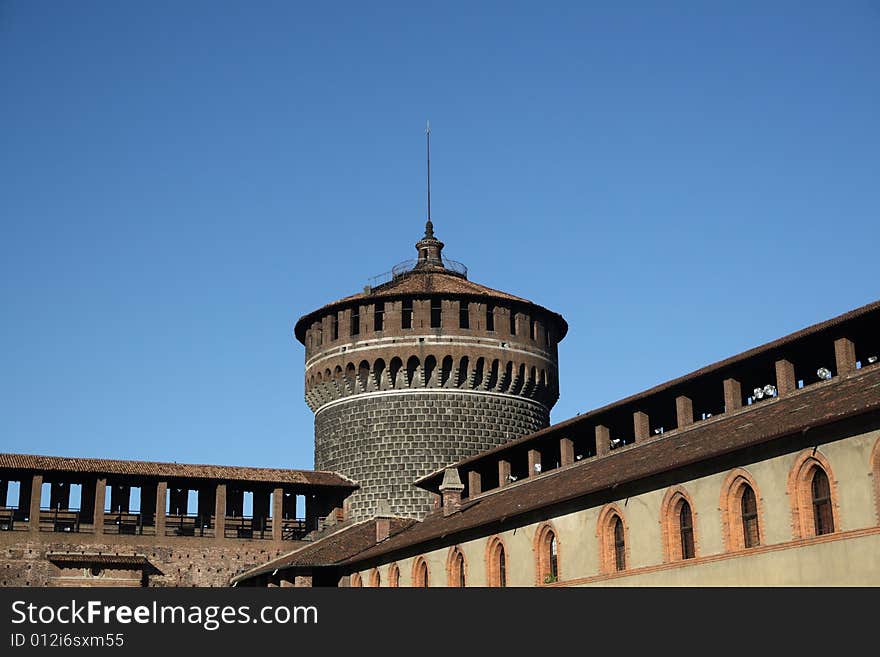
<box><xmin>1</xmin><ymin>2</ymin><xmax>878</xmax><ymax>473</ymax></box>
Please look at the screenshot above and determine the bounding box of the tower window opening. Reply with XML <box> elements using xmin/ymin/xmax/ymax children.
<box><xmin>459</xmin><ymin>301</ymin><xmax>469</xmax><ymax>329</ymax></box>
<box><xmin>402</xmin><ymin>299</ymin><xmax>413</xmax><ymax>329</ymax></box>
<box><xmin>530</xmin><ymin>318</ymin><xmax>537</xmax><ymax>341</ymax></box>
<box><xmin>374</xmin><ymin>301</ymin><xmax>385</xmax><ymax>332</ymax></box>
<box><xmin>431</xmin><ymin>299</ymin><xmax>442</xmax><ymax>328</ymax></box>
<box><xmin>509</xmin><ymin>310</ymin><xmax>517</xmax><ymax>336</ymax></box>
<box><xmin>331</xmin><ymin>313</ymin><xmax>339</xmax><ymax>341</ymax></box>
<box><xmin>486</xmin><ymin>304</ymin><xmax>495</xmax><ymax>331</ymax></box>
<box><xmin>351</xmin><ymin>308</ymin><xmax>360</xmax><ymax>336</ymax></box>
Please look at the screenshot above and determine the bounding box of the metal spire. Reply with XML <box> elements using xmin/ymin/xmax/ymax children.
<box><xmin>425</xmin><ymin>120</ymin><xmax>433</xmax><ymax>237</ymax></box>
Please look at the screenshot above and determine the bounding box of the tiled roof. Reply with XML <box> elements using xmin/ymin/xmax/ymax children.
<box><xmin>231</xmin><ymin>517</ymin><xmax>416</xmax><ymax>582</ymax></box>
<box><xmin>47</xmin><ymin>553</ymin><xmax>151</xmax><ymax>566</ymax></box>
<box><xmin>294</xmin><ymin>269</ymin><xmax>568</xmax><ymax>342</ymax></box>
<box><xmin>0</xmin><ymin>453</ymin><xmax>357</xmax><ymax>488</ymax></box>
<box><xmin>345</xmin><ymin>365</ymin><xmax>880</xmax><ymax>566</ymax></box>
<box><xmin>417</xmin><ymin>297</ymin><xmax>880</xmax><ymax>488</ymax></box>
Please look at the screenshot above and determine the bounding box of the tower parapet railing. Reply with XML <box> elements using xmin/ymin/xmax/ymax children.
<box><xmin>367</xmin><ymin>257</ymin><xmax>468</xmax><ymax>288</ymax></box>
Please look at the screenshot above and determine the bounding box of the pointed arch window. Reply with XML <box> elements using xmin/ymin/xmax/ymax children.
<box><xmin>413</xmin><ymin>558</ymin><xmax>429</xmax><ymax>588</ymax></box>
<box><xmin>811</xmin><ymin>469</ymin><xmax>834</xmax><ymax>535</ymax></box>
<box><xmin>613</xmin><ymin>516</ymin><xmax>626</xmax><ymax>571</ymax></box>
<box><xmin>741</xmin><ymin>485</ymin><xmax>759</xmax><ymax>548</ymax></box>
<box><xmin>487</xmin><ymin>537</ymin><xmax>507</xmax><ymax>587</ymax></box>
<box><xmin>679</xmin><ymin>501</ymin><xmax>695</xmax><ymax>559</ymax></box>
<box><xmin>447</xmin><ymin>547</ymin><xmax>466</xmax><ymax>587</ymax></box>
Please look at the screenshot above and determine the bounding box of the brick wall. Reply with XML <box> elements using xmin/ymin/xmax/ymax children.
<box><xmin>315</xmin><ymin>391</ymin><xmax>549</xmax><ymax>519</ymax></box>
<box><xmin>0</xmin><ymin>535</ymin><xmax>294</xmax><ymax>587</ymax></box>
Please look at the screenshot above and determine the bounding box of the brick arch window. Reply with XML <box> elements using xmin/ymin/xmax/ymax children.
<box><xmin>412</xmin><ymin>557</ymin><xmax>429</xmax><ymax>588</ymax></box>
<box><xmin>720</xmin><ymin>469</ymin><xmax>765</xmax><ymax>551</ymax></box>
<box><xmin>660</xmin><ymin>487</ymin><xmax>699</xmax><ymax>562</ymax></box>
<box><xmin>350</xmin><ymin>572</ymin><xmax>362</xmax><ymax>588</ymax></box>
<box><xmin>486</xmin><ymin>536</ymin><xmax>508</xmax><ymax>587</ymax></box>
<box><xmin>811</xmin><ymin>469</ymin><xmax>834</xmax><ymax>535</ymax></box>
<box><xmin>446</xmin><ymin>547</ymin><xmax>467</xmax><ymax>588</ymax></box>
<box><xmin>787</xmin><ymin>449</ymin><xmax>841</xmax><ymax>539</ymax></box>
<box><xmin>369</xmin><ymin>568</ymin><xmax>381</xmax><ymax>588</ymax></box>
<box><xmin>533</xmin><ymin>523</ymin><xmax>560</xmax><ymax>584</ymax></box>
<box><xmin>597</xmin><ymin>504</ymin><xmax>629</xmax><ymax>574</ymax></box>
<box><xmin>388</xmin><ymin>563</ymin><xmax>400</xmax><ymax>588</ymax></box>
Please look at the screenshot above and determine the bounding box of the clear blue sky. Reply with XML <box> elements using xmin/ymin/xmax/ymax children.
<box><xmin>1</xmin><ymin>2</ymin><xmax>878</xmax><ymax>472</ymax></box>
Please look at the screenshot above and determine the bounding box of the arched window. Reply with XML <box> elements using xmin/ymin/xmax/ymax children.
<box><xmin>534</xmin><ymin>524</ymin><xmax>559</xmax><ymax>584</ymax></box>
<box><xmin>741</xmin><ymin>485</ymin><xmax>759</xmax><ymax>548</ymax></box>
<box><xmin>811</xmin><ymin>469</ymin><xmax>834</xmax><ymax>535</ymax></box>
<box><xmin>613</xmin><ymin>517</ymin><xmax>626</xmax><ymax>571</ymax></box>
<box><xmin>787</xmin><ymin>450</ymin><xmax>840</xmax><ymax>539</ymax></box>
<box><xmin>369</xmin><ymin>569</ymin><xmax>381</xmax><ymax>587</ymax></box>
<box><xmin>350</xmin><ymin>573</ymin><xmax>362</xmax><ymax>588</ymax></box>
<box><xmin>720</xmin><ymin>469</ymin><xmax>763</xmax><ymax>551</ymax></box>
<box><xmin>388</xmin><ymin>563</ymin><xmax>400</xmax><ymax>588</ymax></box>
<box><xmin>661</xmin><ymin>488</ymin><xmax>699</xmax><ymax>562</ymax></box>
<box><xmin>413</xmin><ymin>558</ymin><xmax>429</xmax><ymax>588</ymax></box>
<box><xmin>597</xmin><ymin>504</ymin><xmax>628</xmax><ymax>574</ymax></box>
<box><xmin>499</xmin><ymin>547</ymin><xmax>506</xmax><ymax>587</ymax></box>
<box><xmin>447</xmin><ymin>547</ymin><xmax>466</xmax><ymax>587</ymax></box>
<box><xmin>486</xmin><ymin>537</ymin><xmax>507</xmax><ymax>587</ymax></box>
<box><xmin>679</xmin><ymin>501</ymin><xmax>695</xmax><ymax>559</ymax></box>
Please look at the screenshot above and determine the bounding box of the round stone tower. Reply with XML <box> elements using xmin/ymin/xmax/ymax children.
<box><xmin>294</xmin><ymin>221</ymin><xmax>567</xmax><ymax>520</ymax></box>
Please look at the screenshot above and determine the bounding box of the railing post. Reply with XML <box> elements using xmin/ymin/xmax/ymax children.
<box><xmin>215</xmin><ymin>483</ymin><xmax>226</xmax><ymax>541</ymax></box>
<box><xmin>675</xmin><ymin>396</ymin><xmax>694</xmax><ymax>428</ymax></box>
<box><xmin>272</xmin><ymin>487</ymin><xmax>283</xmax><ymax>542</ymax></box>
<box><xmin>775</xmin><ymin>359</ymin><xmax>796</xmax><ymax>396</ymax></box>
<box><xmin>633</xmin><ymin>412</ymin><xmax>650</xmax><ymax>443</ymax></box>
<box><xmin>834</xmin><ymin>337</ymin><xmax>857</xmax><ymax>374</ymax></box>
<box><xmin>723</xmin><ymin>378</ymin><xmax>742</xmax><ymax>412</ymax></box>
<box><xmin>28</xmin><ymin>474</ymin><xmax>43</xmax><ymax>532</ymax></box>
<box><xmin>595</xmin><ymin>425</ymin><xmax>610</xmax><ymax>457</ymax></box>
<box><xmin>93</xmin><ymin>477</ymin><xmax>106</xmax><ymax>536</ymax></box>
<box><xmin>155</xmin><ymin>482</ymin><xmax>167</xmax><ymax>537</ymax></box>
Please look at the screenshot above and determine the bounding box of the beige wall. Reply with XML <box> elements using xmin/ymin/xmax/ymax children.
<box><xmin>351</xmin><ymin>428</ymin><xmax>880</xmax><ymax>586</ymax></box>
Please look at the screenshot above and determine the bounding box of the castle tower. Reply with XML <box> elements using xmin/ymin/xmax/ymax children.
<box><xmin>294</xmin><ymin>222</ymin><xmax>567</xmax><ymax>519</ymax></box>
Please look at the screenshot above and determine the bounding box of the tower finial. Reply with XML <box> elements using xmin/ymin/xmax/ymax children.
<box><xmin>425</xmin><ymin>119</ymin><xmax>433</xmax><ymax>237</ymax></box>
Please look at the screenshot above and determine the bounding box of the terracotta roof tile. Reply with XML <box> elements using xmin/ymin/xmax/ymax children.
<box><xmin>232</xmin><ymin>517</ymin><xmax>416</xmax><ymax>581</ymax></box>
<box><xmin>294</xmin><ymin>269</ymin><xmax>567</xmax><ymax>342</ymax></box>
<box><xmin>0</xmin><ymin>453</ymin><xmax>356</xmax><ymax>488</ymax></box>
<box><xmin>47</xmin><ymin>553</ymin><xmax>150</xmax><ymax>566</ymax></box>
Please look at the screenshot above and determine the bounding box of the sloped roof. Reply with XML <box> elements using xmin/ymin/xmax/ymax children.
<box><xmin>231</xmin><ymin>516</ymin><xmax>416</xmax><ymax>582</ymax></box>
<box><xmin>294</xmin><ymin>268</ymin><xmax>568</xmax><ymax>342</ymax></box>
<box><xmin>0</xmin><ymin>453</ymin><xmax>356</xmax><ymax>488</ymax></box>
<box><xmin>47</xmin><ymin>553</ymin><xmax>151</xmax><ymax>566</ymax></box>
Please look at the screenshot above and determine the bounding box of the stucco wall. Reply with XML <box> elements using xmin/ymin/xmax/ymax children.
<box><xmin>349</xmin><ymin>427</ymin><xmax>880</xmax><ymax>586</ymax></box>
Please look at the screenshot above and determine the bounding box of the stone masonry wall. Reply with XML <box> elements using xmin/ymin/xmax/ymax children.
<box><xmin>315</xmin><ymin>390</ymin><xmax>549</xmax><ymax>520</ymax></box>
<box><xmin>0</xmin><ymin>534</ymin><xmax>295</xmax><ymax>587</ymax></box>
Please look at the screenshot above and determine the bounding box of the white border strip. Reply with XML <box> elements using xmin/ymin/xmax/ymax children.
<box><xmin>314</xmin><ymin>387</ymin><xmax>549</xmax><ymax>415</ymax></box>
<box><xmin>305</xmin><ymin>334</ymin><xmax>554</xmax><ymax>369</ymax></box>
